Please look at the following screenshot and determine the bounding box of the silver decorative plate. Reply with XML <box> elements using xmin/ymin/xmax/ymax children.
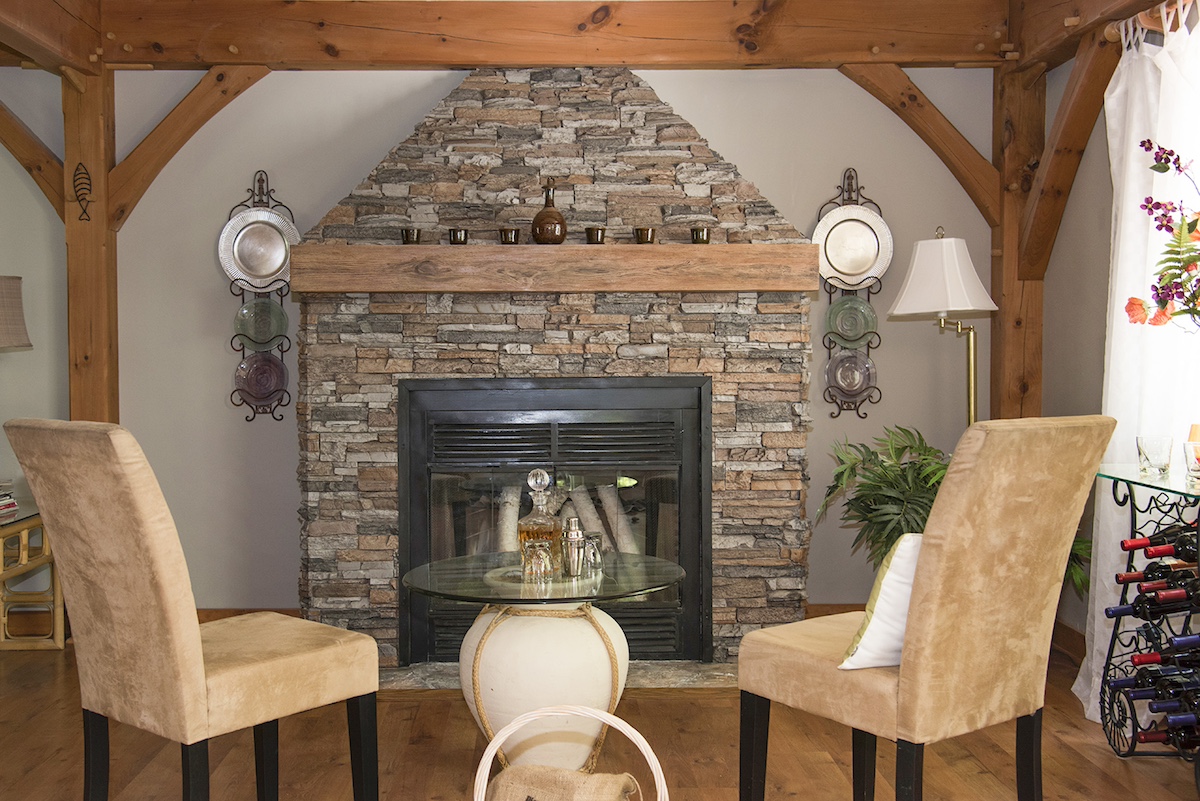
<box><xmin>218</xmin><ymin>208</ymin><xmax>300</xmax><ymax>288</ymax></box>
<box><xmin>812</xmin><ymin>204</ymin><xmax>893</xmax><ymax>290</ymax></box>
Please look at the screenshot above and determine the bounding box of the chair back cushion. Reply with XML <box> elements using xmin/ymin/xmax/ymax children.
<box><xmin>896</xmin><ymin>415</ymin><xmax>1114</xmax><ymax>744</ymax></box>
<box><xmin>5</xmin><ymin>419</ymin><xmax>209</xmax><ymax>743</ymax></box>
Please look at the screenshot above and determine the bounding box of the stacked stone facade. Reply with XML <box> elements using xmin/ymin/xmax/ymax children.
<box><xmin>297</xmin><ymin>68</ymin><xmax>813</xmax><ymax>665</ymax></box>
<box><xmin>303</xmin><ymin>67</ymin><xmax>802</xmax><ymax>246</ymax></box>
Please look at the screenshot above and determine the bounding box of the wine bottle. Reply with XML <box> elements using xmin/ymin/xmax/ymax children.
<box><xmin>1138</xmin><ymin>570</ymin><xmax>1199</xmax><ymax>593</ymax></box>
<box><xmin>1127</xmin><ymin>677</ymin><xmax>1200</xmax><ymax>700</ymax></box>
<box><xmin>1105</xmin><ymin>592</ymin><xmax>1193</xmax><ymax>620</ymax></box>
<box><xmin>1148</xmin><ymin>688</ymin><xmax>1200</xmax><ymax>713</ymax></box>
<box><xmin>1166</xmin><ymin>711</ymin><xmax>1200</xmax><ymax>728</ymax></box>
<box><xmin>1132</xmin><ymin>646</ymin><xmax>1200</xmax><ymax>667</ymax></box>
<box><xmin>1107</xmin><ymin>665</ymin><xmax>1194</xmax><ymax>689</ymax></box>
<box><xmin>1154</xmin><ymin>578</ymin><xmax>1200</xmax><ymax>603</ymax></box>
<box><xmin>1122</xmin><ymin>521</ymin><xmax>1199</xmax><ymax>551</ymax></box>
<box><xmin>1171</xmin><ymin>633</ymin><xmax>1200</xmax><ymax>650</ymax></box>
<box><xmin>1136</xmin><ymin>727</ymin><xmax>1200</xmax><ymax>748</ymax></box>
<box><xmin>1145</xmin><ymin>534</ymin><xmax>1199</xmax><ymax>562</ymax></box>
<box><xmin>1116</xmin><ymin>561</ymin><xmax>1195</xmax><ymax>585</ymax></box>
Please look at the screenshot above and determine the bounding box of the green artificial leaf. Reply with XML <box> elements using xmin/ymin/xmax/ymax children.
<box><xmin>1151</xmin><ymin>162</ymin><xmax>1171</xmax><ymax>173</ymax></box>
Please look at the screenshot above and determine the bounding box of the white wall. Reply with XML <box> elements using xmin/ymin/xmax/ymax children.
<box><xmin>0</xmin><ymin>64</ymin><xmax>1109</xmax><ymax>610</ymax></box>
<box><xmin>0</xmin><ymin>69</ymin><xmax>68</xmax><ymax>498</ymax></box>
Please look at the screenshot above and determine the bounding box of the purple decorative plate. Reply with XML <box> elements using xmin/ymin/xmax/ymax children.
<box><xmin>234</xmin><ymin>352</ymin><xmax>288</xmax><ymax>404</ymax></box>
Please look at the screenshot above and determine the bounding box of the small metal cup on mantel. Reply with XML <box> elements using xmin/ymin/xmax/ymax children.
<box><xmin>634</xmin><ymin>227</ymin><xmax>656</xmax><ymax>245</ymax></box>
<box><xmin>400</xmin><ymin>227</ymin><xmax>421</xmax><ymax>245</ymax></box>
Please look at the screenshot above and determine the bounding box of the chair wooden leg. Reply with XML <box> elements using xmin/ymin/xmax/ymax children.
<box><xmin>1016</xmin><ymin>709</ymin><xmax>1043</xmax><ymax>801</ymax></box>
<box><xmin>254</xmin><ymin>719</ymin><xmax>279</xmax><ymax>801</ymax></box>
<box><xmin>82</xmin><ymin>710</ymin><xmax>109</xmax><ymax>801</ymax></box>
<box><xmin>347</xmin><ymin>693</ymin><xmax>378</xmax><ymax>801</ymax></box>
<box><xmin>739</xmin><ymin>690</ymin><xmax>771</xmax><ymax>801</ymax></box>
<box><xmin>852</xmin><ymin>728</ymin><xmax>877</xmax><ymax>801</ymax></box>
<box><xmin>181</xmin><ymin>740</ymin><xmax>209</xmax><ymax>801</ymax></box>
<box><xmin>896</xmin><ymin>740</ymin><xmax>923</xmax><ymax>801</ymax></box>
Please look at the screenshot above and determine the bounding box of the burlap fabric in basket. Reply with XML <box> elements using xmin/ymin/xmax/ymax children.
<box><xmin>485</xmin><ymin>764</ymin><xmax>638</xmax><ymax>801</ymax></box>
<box><xmin>474</xmin><ymin>705</ymin><xmax>669</xmax><ymax>801</ymax></box>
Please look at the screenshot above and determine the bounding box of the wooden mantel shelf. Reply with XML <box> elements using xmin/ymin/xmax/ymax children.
<box><xmin>290</xmin><ymin>243</ymin><xmax>818</xmax><ymax>294</ymax></box>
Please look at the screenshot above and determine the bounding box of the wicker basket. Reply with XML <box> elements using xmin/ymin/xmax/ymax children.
<box><xmin>473</xmin><ymin>704</ymin><xmax>668</xmax><ymax>801</ymax></box>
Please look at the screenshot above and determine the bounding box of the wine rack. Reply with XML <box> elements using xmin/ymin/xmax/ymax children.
<box><xmin>1100</xmin><ymin>471</ymin><xmax>1200</xmax><ymax>791</ymax></box>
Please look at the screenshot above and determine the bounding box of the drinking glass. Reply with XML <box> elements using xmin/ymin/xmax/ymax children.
<box><xmin>1137</xmin><ymin>435</ymin><xmax>1173</xmax><ymax>476</ymax></box>
<box><xmin>1184</xmin><ymin>441</ymin><xmax>1200</xmax><ymax>481</ymax></box>
<box><xmin>522</xmin><ymin>539</ymin><xmax>554</xmax><ymax>583</ymax></box>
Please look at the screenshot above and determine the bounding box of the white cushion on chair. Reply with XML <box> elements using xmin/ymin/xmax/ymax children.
<box><xmin>840</xmin><ymin>533</ymin><xmax>922</xmax><ymax>670</ymax></box>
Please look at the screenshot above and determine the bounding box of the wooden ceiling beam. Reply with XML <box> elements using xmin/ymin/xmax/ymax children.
<box><xmin>109</xmin><ymin>65</ymin><xmax>269</xmax><ymax>231</ymax></box>
<box><xmin>0</xmin><ymin>0</ymin><xmax>99</xmax><ymax>76</ymax></box>
<box><xmin>98</xmin><ymin>0</ymin><xmax>1007</xmax><ymax>70</ymax></box>
<box><xmin>1016</xmin><ymin>0</ymin><xmax>1158</xmax><ymax>69</ymax></box>
<box><xmin>840</xmin><ymin>63</ymin><xmax>1001</xmax><ymax>228</ymax></box>
<box><xmin>1018</xmin><ymin>29</ymin><xmax>1120</xmax><ymax>280</ymax></box>
<box><xmin>0</xmin><ymin>99</ymin><xmax>65</xmax><ymax>220</ymax></box>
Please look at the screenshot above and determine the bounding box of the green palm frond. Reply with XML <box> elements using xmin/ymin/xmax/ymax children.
<box><xmin>819</xmin><ymin>426</ymin><xmax>949</xmax><ymax>569</ymax></box>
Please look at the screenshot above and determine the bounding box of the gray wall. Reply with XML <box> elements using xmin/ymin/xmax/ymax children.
<box><xmin>0</xmin><ymin>65</ymin><xmax>1109</xmax><ymax>612</ymax></box>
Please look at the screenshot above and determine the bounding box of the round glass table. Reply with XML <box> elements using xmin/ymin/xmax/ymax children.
<box><xmin>403</xmin><ymin>552</ymin><xmax>685</xmax><ymax>769</ymax></box>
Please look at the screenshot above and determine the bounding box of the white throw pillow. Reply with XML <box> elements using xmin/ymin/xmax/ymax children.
<box><xmin>838</xmin><ymin>532</ymin><xmax>923</xmax><ymax>670</ymax></box>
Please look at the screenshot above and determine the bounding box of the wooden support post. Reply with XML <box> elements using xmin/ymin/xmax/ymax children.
<box><xmin>991</xmin><ymin>68</ymin><xmax>1045</xmax><ymax>420</ymax></box>
<box><xmin>62</xmin><ymin>69</ymin><xmax>118</xmax><ymax>423</ymax></box>
<box><xmin>1018</xmin><ymin>30</ymin><xmax>1121</xmax><ymax>279</ymax></box>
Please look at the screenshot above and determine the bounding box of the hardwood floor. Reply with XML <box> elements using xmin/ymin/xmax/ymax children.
<box><xmin>1</xmin><ymin>647</ymin><xmax>1195</xmax><ymax>800</ymax></box>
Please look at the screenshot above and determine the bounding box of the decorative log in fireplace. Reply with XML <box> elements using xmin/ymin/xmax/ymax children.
<box><xmin>398</xmin><ymin>377</ymin><xmax>712</xmax><ymax>663</ymax></box>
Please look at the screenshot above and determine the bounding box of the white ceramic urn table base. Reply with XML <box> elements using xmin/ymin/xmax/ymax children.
<box><xmin>461</xmin><ymin>602</ymin><xmax>627</xmax><ymax>769</ymax></box>
<box><xmin>403</xmin><ymin>551</ymin><xmax>684</xmax><ymax>770</ymax></box>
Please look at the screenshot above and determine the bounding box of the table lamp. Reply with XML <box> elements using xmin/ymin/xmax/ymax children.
<box><xmin>0</xmin><ymin>276</ymin><xmax>32</xmax><ymax>352</ymax></box>
<box><xmin>888</xmin><ymin>228</ymin><xmax>996</xmax><ymax>426</ymax></box>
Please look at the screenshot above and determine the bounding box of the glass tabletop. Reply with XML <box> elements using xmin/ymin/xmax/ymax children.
<box><xmin>1097</xmin><ymin>464</ymin><xmax>1200</xmax><ymax>500</ymax></box>
<box><xmin>402</xmin><ymin>551</ymin><xmax>685</xmax><ymax>605</ymax></box>
<box><xmin>0</xmin><ymin>496</ymin><xmax>38</xmax><ymax>527</ymax></box>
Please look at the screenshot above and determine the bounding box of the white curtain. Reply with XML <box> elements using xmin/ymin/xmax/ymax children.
<box><xmin>1074</xmin><ymin>4</ymin><xmax>1200</xmax><ymax>721</ymax></box>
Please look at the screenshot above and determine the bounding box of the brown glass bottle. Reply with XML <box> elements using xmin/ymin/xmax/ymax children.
<box><xmin>531</xmin><ymin>179</ymin><xmax>567</xmax><ymax>244</ymax></box>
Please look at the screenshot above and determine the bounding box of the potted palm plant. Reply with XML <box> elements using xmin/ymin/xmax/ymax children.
<box><xmin>817</xmin><ymin>426</ymin><xmax>1090</xmax><ymax>595</ymax></box>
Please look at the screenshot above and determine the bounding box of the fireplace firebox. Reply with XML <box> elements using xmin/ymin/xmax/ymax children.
<box><xmin>398</xmin><ymin>377</ymin><xmax>712</xmax><ymax>664</ymax></box>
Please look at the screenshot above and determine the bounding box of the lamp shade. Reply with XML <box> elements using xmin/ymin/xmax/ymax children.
<box><xmin>0</xmin><ymin>276</ymin><xmax>32</xmax><ymax>351</ymax></box>
<box><xmin>888</xmin><ymin>236</ymin><xmax>997</xmax><ymax>318</ymax></box>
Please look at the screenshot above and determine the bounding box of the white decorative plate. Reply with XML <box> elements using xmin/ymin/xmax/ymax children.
<box><xmin>812</xmin><ymin>204</ymin><xmax>893</xmax><ymax>290</ymax></box>
<box><xmin>218</xmin><ymin>208</ymin><xmax>300</xmax><ymax>288</ymax></box>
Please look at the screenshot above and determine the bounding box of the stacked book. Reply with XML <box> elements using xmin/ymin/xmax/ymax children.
<box><xmin>0</xmin><ymin>479</ymin><xmax>16</xmax><ymax>515</ymax></box>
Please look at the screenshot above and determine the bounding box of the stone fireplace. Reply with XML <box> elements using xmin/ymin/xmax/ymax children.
<box><xmin>294</xmin><ymin>67</ymin><xmax>814</xmax><ymax>666</ymax></box>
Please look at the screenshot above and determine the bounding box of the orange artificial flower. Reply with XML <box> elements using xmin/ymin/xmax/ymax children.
<box><xmin>1149</xmin><ymin>301</ymin><xmax>1176</xmax><ymax>325</ymax></box>
<box><xmin>1126</xmin><ymin>297</ymin><xmax>1149</xmax><ymax>324</ymax></box>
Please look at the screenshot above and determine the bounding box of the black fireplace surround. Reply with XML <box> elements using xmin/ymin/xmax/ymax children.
<box><xmin>398</xmin><ymin>376</ymin><xmax>713</xmax><ymax>664</ymax></box>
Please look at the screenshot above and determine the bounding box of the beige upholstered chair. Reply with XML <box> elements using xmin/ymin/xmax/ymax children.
<box><xmin>738</xmin><ymin>415</ymin><xmax>1115</xmax><ymax>801</ymax></box>
<box><xmin>5</xmin><ymin>419</ymin><xmax>380</xmax><ymax>801</ymax></box>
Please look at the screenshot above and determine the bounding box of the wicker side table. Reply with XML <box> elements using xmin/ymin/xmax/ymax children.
<box><xmin>1</xmin><ymin>501</ymin><xmax>65</xmax><ymax>650</ymax></box>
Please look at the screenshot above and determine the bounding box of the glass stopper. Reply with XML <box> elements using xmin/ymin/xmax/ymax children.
<box><xmin>527</xmin><ymin>468</ymin><xmax>551</xmax><ymax>492</ymax></box>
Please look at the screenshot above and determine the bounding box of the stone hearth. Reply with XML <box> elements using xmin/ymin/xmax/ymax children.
<box><xmin>295</xmin><ymin>67</ymin><xmax>814</xmax><ymax>666</ymax></box>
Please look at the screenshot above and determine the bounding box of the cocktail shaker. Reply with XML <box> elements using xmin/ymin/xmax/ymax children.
<box><xmin>562</xmin><ymin>517</ymin><xmax>587</xmax><ymax>577</ymax></box>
